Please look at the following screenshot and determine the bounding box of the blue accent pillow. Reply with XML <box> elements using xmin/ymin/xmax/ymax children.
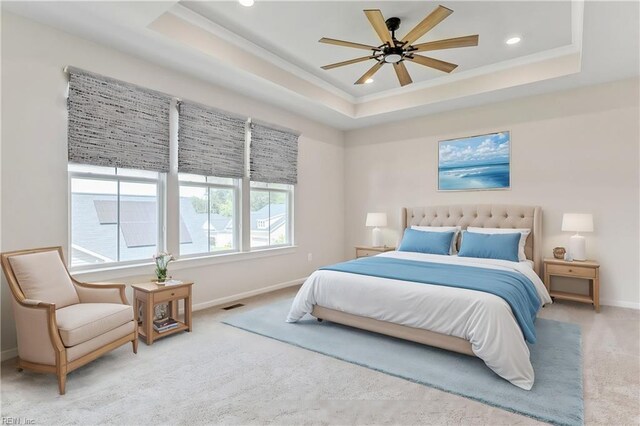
<box><xmin>398</xmin><ymin>229</ymin><xmax>455</xmax><ymax>255</ymax></box>
<box><xmin>458</xmin><ymin>231</ymin><xmax>520</xmax><ymax>262</ymax></box>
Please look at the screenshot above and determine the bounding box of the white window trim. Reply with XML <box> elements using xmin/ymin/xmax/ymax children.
<box><xmin>71</xmin><ymin>245</ymin><xmax>298</xmax><ymax>280</ymax></box>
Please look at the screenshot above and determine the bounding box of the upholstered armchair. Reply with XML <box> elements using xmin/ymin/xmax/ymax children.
<box><xmin>1</xmin><ymin>247</ymin><xmax>138</xmax><ymax>394</ymax></box>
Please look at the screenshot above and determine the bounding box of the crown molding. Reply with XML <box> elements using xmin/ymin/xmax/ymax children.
<box><xmin>169</xmin><ymin>4</ymin><xmax>356</xmax><ymax>103</ymax></box>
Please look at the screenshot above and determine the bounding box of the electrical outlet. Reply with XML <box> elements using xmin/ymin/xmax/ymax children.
<box><xmin>307</xmin><ymin>253</ymin><xmax>313</xmax><ymax>261</ymax></box>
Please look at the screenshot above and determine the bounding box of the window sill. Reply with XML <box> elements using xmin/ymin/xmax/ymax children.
<box><xmin>71</xmin><ymin>245</ymin><xmax>298</xmax><ymax>281</ymax></box>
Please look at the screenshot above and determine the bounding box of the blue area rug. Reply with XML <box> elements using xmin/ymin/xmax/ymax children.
<box><xmin>223</xmin><ymin>298</ymin><xmax>583</xmax><ymax>426</ymax></box>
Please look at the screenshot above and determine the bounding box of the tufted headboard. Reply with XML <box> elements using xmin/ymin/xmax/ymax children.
<box><xmin>401</xmin><ymin>204</ymin><xmax>542</xmax><ymax>276</ymax></box>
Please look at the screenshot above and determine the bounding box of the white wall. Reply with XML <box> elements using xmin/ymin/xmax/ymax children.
<box><xmin>345</xmin><ymin>78</ymin><xmax>640</xmax><ymax>309</ymax></box>
<box><xmin>0</xmin><ymin>13</ymin><xmax>345</xmax><ymax>356</ymax></box>
<box><xmin>2</xmin><ymin>11</ymin><xmax>638</xmax><ymax>360</ymax></box>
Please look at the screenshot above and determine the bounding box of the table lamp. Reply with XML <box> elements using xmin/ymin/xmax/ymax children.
<box><xmin>561</xmin><ymin>213</ymin><xmax>593</xmax><ymax>261</ymax></box>
<box><xmin>366</xmin><ymin>212</ymin><xmax>387</xmax><ymax>247</ymax></box>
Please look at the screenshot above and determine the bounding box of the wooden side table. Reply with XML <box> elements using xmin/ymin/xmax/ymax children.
<box><xmin>543</xmin><ymin>258</ymin><xmax>600</xmax><ymax>312</ymax></box>
<box><xmin>131</xmin><ymin>281</ymin><xmax>194</xmax><ymax>345</ymax></box>
<box><xmin>355</xmin><ymin>246</ymin><xmax>395</xmax><ymax>258</ymax></box>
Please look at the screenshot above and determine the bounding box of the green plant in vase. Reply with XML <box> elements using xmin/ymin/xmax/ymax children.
<box><xmin>153</xmin><ymin>252</ymin><xmax>174</xmax><ymax>283</ymax></box>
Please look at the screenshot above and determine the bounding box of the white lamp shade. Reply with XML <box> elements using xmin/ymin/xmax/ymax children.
<box><xmin>561</xmin><ymin>213</ymin><xmax>594</xmax><ymax>233</ymax></box>
<box><xmin>366</xmin><ymin>212</ymin><xmax>387</xmax><ymax>227</ymax></box>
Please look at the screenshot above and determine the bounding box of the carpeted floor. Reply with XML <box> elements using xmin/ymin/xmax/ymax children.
<box><xmin>1</xmin><ymin>287</ymin><xmax>638</xmax><ymax>425</ymax></box>
<box><xmin>223</xmin><ymin>298</ymin><xmax>583</xmax><ymax>426</ymax></box>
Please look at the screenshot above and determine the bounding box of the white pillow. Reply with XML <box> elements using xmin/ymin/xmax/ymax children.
<box><xmin>411</xmin><ymin>225</ymin><xmax>461</xmax><ymax>255</ymax></box>
<box><xmin>466</xmin><ymin>227</ymin><xmax>531</xmax><ymax>262</ymax></box>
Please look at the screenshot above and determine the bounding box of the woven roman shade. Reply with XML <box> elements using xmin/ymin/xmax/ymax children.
<box><xmin>250</xmin><ymin>123</ymin><xmax>299</xmax><ymax>185</ymax></box>
<box><xmin>178</xmin><ymin>101</ymin><xmax>246</xmax><ymax>179</ymax></box>
<box><xmin>67</xmin><ymin>67</ymin><xmax>172</xmax><ymax>172</ymax></box>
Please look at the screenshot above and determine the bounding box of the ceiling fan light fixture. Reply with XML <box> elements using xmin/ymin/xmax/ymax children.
<box><xmin>238</xmin><ymin>0</ymin><xmax>254</xmax><ymax>7</ymax></box>
<box><xmin>319</xmin><ymin>6</ymin><xmax>476</xmax><ymax>87</ymax></box>
<box><xmin>506</xmin><ymin>36</ymin><xmax>521</xmax><ymax>45</ymax></box>
<box><xmin>384</xmin><ymin>54</ymin><xmax>403</xmax><ymax>64</ymax></box>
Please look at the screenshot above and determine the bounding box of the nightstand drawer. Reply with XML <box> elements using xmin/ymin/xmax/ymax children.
<box><xmin>154</xmin><ymin>286</ymin><xmax>189</xmax><ymax>303</ymax></box>
<box><xmin>356</xmin><ymin>249</ymin><xmax>381</xmax><ymax>258</ymax></box>
<box><xmin>546</xmin><ymin>263</ymin><xmax>596</xmax><ymax>278</ymax></box>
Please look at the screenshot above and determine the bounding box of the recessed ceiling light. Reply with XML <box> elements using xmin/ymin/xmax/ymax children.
<box><xmin>239</xmin><ymin>0</ymin><xmax>254</xmax><ymax>7</ymax></box>
<box><xmin>506</xmin><ymin>37</ymin><xmax>521</xmax><ymax>45</ymax></box>
<box><xmin>365</xmin><ymin>78</ymin><xmax>374</xmax><ymax>84</ymax></box>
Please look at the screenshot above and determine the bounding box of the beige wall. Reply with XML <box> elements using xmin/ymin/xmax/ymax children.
<box><xmin>345</xmin><ymin>78</ymin><xmax>640</xmax><ymax>308</ymax></box>
<box><xmin>0</xmin><ymin>13</ymin><xmax>345</xmax><ymax>356</ymax></box>
<box><xmin>2</xmin><ymin>12</ymin><xmax>638</xmax><ymax>359</ymax></box>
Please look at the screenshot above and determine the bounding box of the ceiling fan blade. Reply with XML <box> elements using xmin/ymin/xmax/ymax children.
<box><xmin>393</xmin><ymin>62</ymin><xmax>413</xmax><ymax>86</ymax></box>
<box><xmin>321</xmin><ymin>56</ymin><xmax>377</xmax><ymax>70</ymax></box>
<box><xmin>412</xmin><ymin>35</ymin><xmax>479</xmax><ymax>52</ymax></box>
<box><xmin>364</xmin><ymin>9</ymin><xmax>394</xmax><ymax>46</ymax></box>
<box><xmin>355</xmin><ymin>61</ymin><xmax>384</xmax><ymax>84</ymax></box>
<box><xmin>406</xmin><ymin>55</ymin><xmax>458</xmax><ymax>73</ymax></box>
<box><xmin>319</xmin><ymin>37</ymin><xmax>379</xmax><ymax>51</ymax></box>
<box><xmin>401</xmin><ymin>5</ymin><xmax>453</xmax><ymax>45</ymax></box>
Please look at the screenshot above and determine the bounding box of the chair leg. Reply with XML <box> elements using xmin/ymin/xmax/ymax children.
<box><xmin>132</xmin><ymin>338</ymin><xmax>138</xmax><ymax>354</ymax></box>
<box><xmin>57</xmin><ymin>371</ymin><xmax>67</xmax><ymax>395</ymax></box>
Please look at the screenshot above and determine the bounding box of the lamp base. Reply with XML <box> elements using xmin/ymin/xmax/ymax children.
<box><xmin>569</xmin><ymin>234</ymin><xmax>586</xmax><ymax>261</ymax></box>
<box><xmin>372</xmin><ymin>227</ymin><xmax>383</xmax><ymax>247</ymax></box>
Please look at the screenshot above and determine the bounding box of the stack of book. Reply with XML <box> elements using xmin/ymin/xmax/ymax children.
<box><xmin>153</xmin><ymin>318</ymin><xmax>179</xmax><ymax>333</ymax></box>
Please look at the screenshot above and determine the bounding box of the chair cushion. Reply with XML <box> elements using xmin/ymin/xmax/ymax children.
<box><xmin>9</xmin><ymin>250</ymin><xmax>79</xmax><ymax>309</ymax></box>
<box><xmin>56</xmin><ymin>303</ymin><xmax>134</xmax><ymax>347</ymax></box>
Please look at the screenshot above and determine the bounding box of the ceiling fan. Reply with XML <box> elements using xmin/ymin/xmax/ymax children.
<box><xmin>319</xmin><ymin>5</ymin><xmax>479</xmax><ymax>87</ymax></box>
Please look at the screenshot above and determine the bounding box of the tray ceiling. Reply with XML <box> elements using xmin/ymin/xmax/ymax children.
<box><xmin>183</xmin><ymin>1</ymin><xmax>573</xmax><ymax>96</ymax></box>
<box><xmin>2</xmin><ymin>1</ymin><xmax>638</xmax><ymax>129</ymax></box>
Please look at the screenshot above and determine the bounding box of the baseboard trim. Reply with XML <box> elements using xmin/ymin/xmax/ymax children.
<box><xmin>1</xmin><ymin>348</ymin><xmax>18</xmax><ymax>362</ymax></box>
<box><xmin>600</xmin><ymin>299</ymin><xmax>640</xmax><ymax>310</ymax></box>
<box><xmin>192</xmin><ymin>277</ymin><xmax>306</xmax><ymax>312</ymax></box>
<box><xmin>0</xmin><ymin>277</ymin><xmax>307</xmax><ymax>362</ymax></box>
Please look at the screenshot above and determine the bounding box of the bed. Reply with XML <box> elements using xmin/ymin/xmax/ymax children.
<box><xmin>287</xmin><ymin>204</ymin><xmax>552</xmax><ymax>390</ymax></box>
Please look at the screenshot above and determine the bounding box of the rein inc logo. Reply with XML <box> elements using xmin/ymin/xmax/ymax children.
<box><xmin>1</xmin><ymin>418</ymin><xmax>35</xmax><ymax>425</ymax></box>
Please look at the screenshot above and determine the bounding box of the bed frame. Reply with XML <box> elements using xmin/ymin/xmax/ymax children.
<box><xmin>311</xmin><ymin>204</ymin><xmax>542</xmax><ymax>357</ymax></box>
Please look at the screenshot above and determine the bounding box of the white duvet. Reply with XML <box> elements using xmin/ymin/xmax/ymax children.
<box><xmin>287</xmin><ymin>251</ymin><xmax>552</xmax><ymax>390</ymax></box>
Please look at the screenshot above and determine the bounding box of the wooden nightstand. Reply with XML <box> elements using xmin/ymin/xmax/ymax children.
<box><xmin>355</xmin><ymin>246</ymin><xmax>395</xmax><ymax>258</ymax></box>
<box><xmin>132</xmin><ymin>281</ymin><xmax>194</xmax><ymax>345</ymax></box>
<box><xmin>543</xmin><ymin>258</ymin><xmax>600</xmax><ymax>312</ymax></box>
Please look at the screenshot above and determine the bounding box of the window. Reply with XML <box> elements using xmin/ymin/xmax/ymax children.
<box><xmin>69</xmin><ymin>164</ymin><xmax>163</xmax><ymax>268</ymax></box>
<box><xmin>179</xmin><ymin>174</ymin><xmax>239</xmax><ymax>256</ymax></box>
<box><xmin>67</xmin><ymin>69</ymin><xmax>298</xmax><ymax>270</ymax></box>
<box><xmin>250</xmin><ymin>182</ymin><xmax>293</xmax><ymax>248</ymax></box>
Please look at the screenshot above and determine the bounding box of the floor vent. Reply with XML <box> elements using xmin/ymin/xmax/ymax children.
<box><xmin>222</xmin><ymin>303</ymin><xmax>245</xmax><ymax>311</ymax></box>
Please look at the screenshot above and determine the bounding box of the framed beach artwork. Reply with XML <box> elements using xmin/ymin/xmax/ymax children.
<box><xmin>438</xmin><ymin>131</ymin><xmax>511</xmax><ymax>191</ymax></box>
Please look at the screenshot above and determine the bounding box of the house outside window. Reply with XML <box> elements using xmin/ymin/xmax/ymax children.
<box><xmin>178</xmin><ymin>174</ymin><xmax>239</xmax><ymax>257</ymax></box>
<box><xmin>250</xmin><ymin>182</ymin><xmax>293</xmax><ymax>248</ymax></box>
<box><xmin>68</xmin><ymin>164</ymin><xmax>163</xmax><ymax>268</ymax></box>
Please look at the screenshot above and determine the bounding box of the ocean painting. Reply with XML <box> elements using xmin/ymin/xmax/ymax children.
<box><xmin>438</xmin><ymin>131</ymin><xmax>510</xmax><ymax>191</ymax></box>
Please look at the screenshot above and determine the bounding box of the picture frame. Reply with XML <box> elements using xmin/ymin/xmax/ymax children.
<box><xmin>438</xmin><ymin>131</ymin><xmax>511</xmax><ymax>191</ymax></box>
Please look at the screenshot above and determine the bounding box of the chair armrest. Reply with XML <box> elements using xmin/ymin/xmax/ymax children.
<box><xmin>11</xmin><ymin>299</ymin><xmax>64</xmax><ymax>365</ymax></box>
<box><xmin>73</xmin><ymin>282</ymin><xmax>129</xmax><ymax>305</ymax></box>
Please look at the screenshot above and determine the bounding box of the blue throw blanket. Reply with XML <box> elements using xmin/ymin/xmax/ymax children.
<box><xmin>320</xmin><ymin>257</ymin><xmax>541</xmax><ymax>343</ymax></box>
